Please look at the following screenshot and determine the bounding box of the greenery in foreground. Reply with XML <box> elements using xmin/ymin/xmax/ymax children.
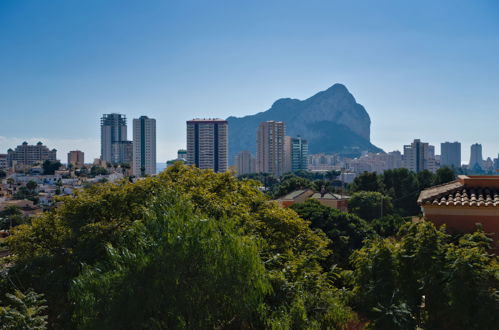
<box><xmin>0</xmin><ymin>164</ymin><xmax>497</xmax><ymax>329</ymax></box>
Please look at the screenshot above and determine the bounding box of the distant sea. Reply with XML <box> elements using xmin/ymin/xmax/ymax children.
<box><xmin>156</xmin><ymin>163</ymin><xmax>167</xmax><ymax>174</ymax></box>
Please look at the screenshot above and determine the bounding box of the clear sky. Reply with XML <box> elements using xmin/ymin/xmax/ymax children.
<box><xmin>1</xmin><ymin>0</ymin><xmax>498</xmax><ymax>163</ymax></box>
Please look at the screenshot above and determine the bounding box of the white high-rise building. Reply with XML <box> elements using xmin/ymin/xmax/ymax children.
<box><xmin>440</xmin><ymin>142</ymin><xmax>461</xmax><ymax>169</ymax></box>
<box><xmin>186</xmin><ymin>119</ymin><xmax>228</xmax><ymax>173</ymax></box>
<box><xmin>133</xmin><ymin>116</ymin><xmax>156</xmax><ymax>176</ymax></box>
<box><xmin>403</xmin><ymin>139</ymin><xmax>437</xmax><ymax>173</ymax></box>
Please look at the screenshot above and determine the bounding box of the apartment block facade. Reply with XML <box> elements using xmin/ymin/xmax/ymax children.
<box><xmin>235</xmin><ymin>150</ymin><xmax>256</xmax><ymax>175</ymax></box>
<box><xmin>133</xmin><ymin>116</ymin><xmax>156</xmax><ymax>176</ymax></box>
<box><xmin>186</xmin><ymin>119</ymin><xmax>228</xmax><ymax>173</ymax></box>
<box><xmin>403</xmin><ymin>139</ymin><xmax>437</xmax><ymax>173</ymax></box>
<box><xmin>67</xmin><ymin>150</ymin><xmax>85</xmax><ymax>167</ymax></box>
<box><xmin>101</xmin><ymin>113</ymin><xmax>132</xmax><ymax>164</ymax></box>
<box><xmin>257</xmin><ymin>121</ymin><xmax>285</xmax><ymax>176</ymax></box>
<box><xmin>7</xmin><ymin>142</ymin><xmax>57</xmax><ymax>167</ymax></box>
<box><xmin>440</xmin><ymin>142</ymin><xmax>461</xmax><ymax>169</ymax></box>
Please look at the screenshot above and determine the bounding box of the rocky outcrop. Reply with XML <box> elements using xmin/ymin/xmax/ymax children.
<box><xmin>227</xmin><ymin>84</ymin><xmax>382</xmax><ymax>162</ymax></box>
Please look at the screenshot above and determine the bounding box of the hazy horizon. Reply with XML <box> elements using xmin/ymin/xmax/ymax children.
<box><xmin>1</xmin><ymin>0</ymin><xmax>498</xmax><ymax>163</ymax></box>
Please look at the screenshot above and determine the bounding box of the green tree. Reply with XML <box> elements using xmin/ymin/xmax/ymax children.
<box><xmin>272</xmin><ymin>174</ymin><xmax>313</xmax><ymax>198</ymax></box>
<box><xmin>351</xmin><ymin>222</ymin><xmax>499</xmax><ymax>330</ymax></box>
<box><xmin>7</xmin><ymin>164</ymin><xmax>353</xmax><ymax>329</ymax></box>
<box><xmin>42</xmin><ymin>160</ymin><xmax>62</xmax><ymax>175</ymax></box>
<box><xmin>0</xmin><ymin>206</ymin><xmax>29</xmax><ymax>230</ymax></box>
<box><xmin>26</xmin><ymin>180</ymin><xmax>38</xmax><ymax>193</ymax></box>
<box><xmin>370</xmin><ymin>215</ymin><xmax>409</xmax><ymax>238</ymax></box>
<box><xmin>291</xmin><ymin>199</ymin><xmax>374</xmax><ymax>268</ymax></box>
<box><xmin>434</xmin><ymin>166</ymin><xmax>456</xmax><ymax>185</ymax></box>
<box><xmin>382</xmin><ymin>168</ymin><xmax>420</xmax><ymax>216</ymax></box>
<box><xmin>417</xmin><ymin>170</ymin><xmax>435</xmax><ymax>190</ymax></box>
<box><xmin>238</xmin><ymin>172</ymin><xmax>279</xmax><ymax>193</ymax></box>
<box><xmin>349</xmin><ymin>172</ymin><xmax>384</xmax><ymax>193</ymax></box>
<box><xmin>0</xmin><ymin>290</ymin><xmax>47</xmax><ymax>329</ymax></box>
<box><xmin>70</xmin><ymin>195</ymin><xmax>270</xmax><ymax>329</ymax></box>
<box><xmin>348</xmin><ymin>191</ymin><xmax>394</xmax><ymax>222</ymax></box>
<box><xmin>0</xmin><ymin>170</ymin><xmax>6</xmax><ymax>179</ymax></box>
<box><xmin>89</xmin><ymin>166</ymin><xmax>108</xmax><ymax>177</ymax></box>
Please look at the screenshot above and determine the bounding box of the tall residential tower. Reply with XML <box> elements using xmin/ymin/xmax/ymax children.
<box><xmin>100</xmin><ymin>113</ymin><xmax>132</xmax><ymax>164</ymax></box>
<box><xmin>133</xmin><ymin>116</ymin><xmax>157</xmax><ymax>176</ymax></box>
<box><xmin>440</xmin><ymin>142</ymin><xmax>461</xmax><ymax>168</ymax></box>
<box><xmin>257</xmin><ymin>121</ymin><xmax>285</xmax><ymax>176</ymax></box>
<box><xmin>403</xmin><ymin>139</ymin><xmax>437</xmax><ymax>173</ymax></box>
<box><xmin>290</xmin><ymin>136</ymin><xmax>308</xmax><ymax>172</ymax></box>
<box><xmin>186</xmin><ymin>119</ymin><xmax>228</xmax><ymax>173</ymax></box>
<box><xmin>469</xmin><ymin>143</ymin><xmax>483</xmax><ymax>171</ymax></box>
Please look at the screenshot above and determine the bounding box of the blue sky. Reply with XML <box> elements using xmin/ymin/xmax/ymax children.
<box><xmin>1</xmin><ymin>0</ymin><xmax>498</xmax><ymax>163</ymax></box>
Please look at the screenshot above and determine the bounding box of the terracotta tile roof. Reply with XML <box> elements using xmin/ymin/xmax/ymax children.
<box><xmin>418</xmin><ymin>180</ymin><xmax>499</xmax><ymax>207</ymax></box>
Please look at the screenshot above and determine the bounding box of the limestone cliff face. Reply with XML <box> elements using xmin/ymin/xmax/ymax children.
<box><xmin>227</xmin><ymin>84</ymin><xmax>381</xmax><ymax>163</ymax></box>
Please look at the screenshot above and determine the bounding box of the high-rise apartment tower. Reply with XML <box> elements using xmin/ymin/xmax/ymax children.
<box><xmin>469</xmin><ymin>143</ymin><xmax>483</xmax><ymax>171</ymax></box>
<box><xmin>101</xmin><ymin>113</ymin><xmax>129</xmax><ymax>164</ymax></box>
<box><xmin>440</xmin><ymin>142</ymin><xmax>461</xmax><ymax>168</ymax></box>
<box><xmin>403</xmin><ymin>139</ymin><xmax>437</xmax><ymax>173</ymax></box>
<box><xmin>133</xmin><ymin>116</ymin><xmax>157</xmax><ymax>176</ymax></box>
<box><xmin>186</xmin><ymin>119</ymin><xmax>228</xmax><ymax>173</ymax></box>
<box><xmin>257</xmin><ymin>121</ymin><xmax>285</xmax><ymax>176</ymax></box>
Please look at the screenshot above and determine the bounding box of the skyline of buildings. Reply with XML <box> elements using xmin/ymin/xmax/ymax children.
<box><xmin>1</xmin><ymin>113</ymin><xmax>498</xmax><ymax>177</ymax></box>
<box><xmin>186</xmin><ymin>118</ymin><xmax>228</xmax><ymax>173</ymax></box>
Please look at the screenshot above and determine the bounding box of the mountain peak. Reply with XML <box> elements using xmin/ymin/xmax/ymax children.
<box><xmin>226</xmin><ymin>84</ymin><xmax>381</xmax><ymax>163</ymax></box>
<box><xmin>325</xmin><ymin>83</ymin><xmax>348</xmax><ymax>93</ymax></box>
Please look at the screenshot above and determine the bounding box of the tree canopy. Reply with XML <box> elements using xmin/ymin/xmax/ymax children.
<box><xmin>351</xmin><ymin>222</ymin><xmax>499</xmax><ymax>330</ymax></box>
<box><xmin>1</xmin><ymin>163</ymin><xmax>494</xmax><ymax>330</ymax></box>
<box><xmin>4</xmin><ymin>164</ymin><xmax>353</xmax><ymax>329</ymax></box>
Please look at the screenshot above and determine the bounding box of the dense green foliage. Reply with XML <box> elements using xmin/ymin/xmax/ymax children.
<box><xmin>70</xmin><ymin>195</ymin><xmax>270</xmax><ymax>329</ymax></box>
<box><xmin>0</xmin><ymin>206</ymin><xmax>30</xmax><ymax>230</ymax></box>
<box><xmin>272</xmin><ymin>174</ymin><xmax>314</xmax><ymax>198</ymax></box>
<box><xmin>291</xmin><ymin>199</ymin><xmax>374</xmax><ymax>268</ymax></box>
<box><xmin>348</xmin><ymin>191</ymin><xmax>394</xmax><ymax>221</ymax></box>
<box><xmin>0</xmin><ymin>164</ymin><xmax>495</xmax><ymax>330</ymax></box>
<box><xmin>351</xmin><ymin>222</ymin><xmax>499</xmax><ymax>330</ymax></box>
<box><xmin>2</xmin><ymin>164</ymin><xmax>353</xmax><ymax>329</ymax></box>
<box><xmin>351</xmin><ymin>167</ymin><xmax>457</xmax><ymax>216</ymax></box>
<box><xmin>42</xmin><ymin>160</ymin><xmax>62</xmax><ymax>175</ymax></box>
<box><xmin>0</xmin><ymin>289</ymin><xmax>47</xmax><ymax>329</ymax></box>
<box><xmin>89</xmin><ymin>166</ymin><xmax>109</xmax><ymax>177</ymax></box>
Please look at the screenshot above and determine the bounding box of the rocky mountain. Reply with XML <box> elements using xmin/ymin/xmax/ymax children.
<box><xmin>227</xmin><ymin>83</ymin><xmax>382</xmax><ymax>163</ymax></box>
